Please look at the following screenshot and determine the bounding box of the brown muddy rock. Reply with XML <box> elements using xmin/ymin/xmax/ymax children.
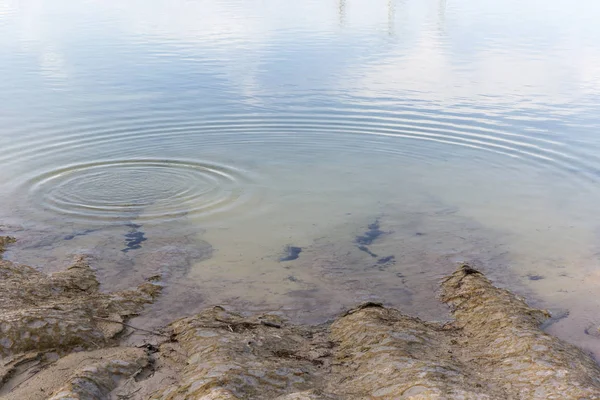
<box><xmin>146</xmin><ymin>267</ymin><xmax>600</xmax><ymax>400</ymax></box>
<box><xmin>329</xmin><ymin>304</ymin><xmax>500</xmax><ymax>398</ymax></box>
<box><xmin>149</xmin><ymin>306</ymin><xmax>334</xmax><ymax>399</ymax></box>
<box><xmin>1</xmin><ymin>347</ymin><xmax>148</xmax><ymax>400</ymax></box>
<box><xmin>47</xmin><ymin>347</ymin><xmax>148</xmax><ymax>400</ymax></box>
<box><xmin>440</xmin><ymin>265</ymin><xmax>600</xmax><ymax>399</ymax></box>
<box><xmin>2</xmin><ymin>262</ymin><xmax>600</xmax><ymax>399</ymax></box>
<box><xmin>0</xmin><ymin>256</ymin><xmax>161</xmax><ymax>359</ymax></box>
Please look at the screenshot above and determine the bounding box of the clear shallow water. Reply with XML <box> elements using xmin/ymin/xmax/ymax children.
<box><xmin>2</xmin><ymin>0</ymin><xmax>600</xmax><ymax>356</ymax></box>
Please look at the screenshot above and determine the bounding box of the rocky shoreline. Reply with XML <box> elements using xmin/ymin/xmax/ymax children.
<box><xmin>1</xmin><ymin>236</ymin><xmax>600</xmax><ymax>399</ymax></box>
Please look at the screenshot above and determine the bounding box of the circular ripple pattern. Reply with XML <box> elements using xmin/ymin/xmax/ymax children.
<box><xmin>25</xmin><ymin>159</ymin><xmax>254</xmax><ymax>224</ymax></box>
<box><xmin>2</xmin><ymin>106</ymin><xmax>598</xmax><ymax>186</ymax></box>
<box><xmin>3</xmin><ymin>103</ymin><xmax>600</xmax><ymax>229</ymax></box>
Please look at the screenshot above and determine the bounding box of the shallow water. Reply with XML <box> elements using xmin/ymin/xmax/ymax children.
<box><xmin>2</xmin><ymin>0</ymin><xmax>600</xmax><ymax>358</ymax></box>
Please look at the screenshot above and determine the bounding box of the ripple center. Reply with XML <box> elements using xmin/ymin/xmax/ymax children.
<box><xmin>25</xmin><ymin>159</ymin><xmax>255</xmax><ymax>224</ymax></box>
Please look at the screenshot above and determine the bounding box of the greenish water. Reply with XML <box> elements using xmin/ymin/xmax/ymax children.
<box><xmin>2</xmin><ymin>0</ymin><xmax>600</xmax><ymax>358</ymax></box>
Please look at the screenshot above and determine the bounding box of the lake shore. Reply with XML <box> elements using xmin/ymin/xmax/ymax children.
<box><xmin>1</xmin><ymin>235</ymin><xmax>600</xmax><ymax>399</ymax></box>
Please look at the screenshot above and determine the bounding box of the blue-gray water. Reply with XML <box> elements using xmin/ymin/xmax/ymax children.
<box><xmin>2</xmin><ymin>0</ymin><xmax>600</xmax><ymax>357</ymax></box>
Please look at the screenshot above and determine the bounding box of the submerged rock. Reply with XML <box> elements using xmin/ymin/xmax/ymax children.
<box><xmin>0</xmin><ymin>238</ymin><xmax>599</xmax><ymax>399</ymax></box>
<box><xmin>0</xmin><ymin>235</ymin><xmax>15</xmax><ymax>256</ymax></box>
<box><xmin>122</xmin><ymin>223</ymin><xmax>147</xmax><ymax>252</ymax></box>
<box><xmin>355</xmin><ymin>219</ymin><xmax>385</xmax><ymax>246</ymax></box>
<box><xmin>280</xmin><ymin>245</ymin><xmax>302</xmax><ymax>262</ymax></box>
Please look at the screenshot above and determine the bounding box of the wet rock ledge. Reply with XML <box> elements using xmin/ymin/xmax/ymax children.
<box><xmin>0</xmin><ymin>236</ymin><xmax>600</xmax><ymax>399</ymax></box>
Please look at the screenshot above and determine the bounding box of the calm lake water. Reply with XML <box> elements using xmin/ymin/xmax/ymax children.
<box><xmin>2</xmin><ymin>0</ymin><xmax>600</xmax><ymax>357</ymax></box>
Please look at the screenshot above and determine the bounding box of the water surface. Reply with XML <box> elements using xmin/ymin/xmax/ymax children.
<box><xmin>2</xmin><ymin>0</ymin><xmax>600</xmax><ymax>358</ymax></box>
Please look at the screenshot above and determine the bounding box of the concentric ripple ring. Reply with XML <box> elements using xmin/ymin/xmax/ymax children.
<box><xmin>24</xmin><ymin>159</ymin><xmax>256</xmax><ymax>224</ymax></box>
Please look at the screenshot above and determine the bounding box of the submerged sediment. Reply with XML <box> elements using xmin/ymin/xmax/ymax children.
<box><xmin>1</xmin><ymin>236</ymin><xmax>599</xmax><ymax>399</ymax></box>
